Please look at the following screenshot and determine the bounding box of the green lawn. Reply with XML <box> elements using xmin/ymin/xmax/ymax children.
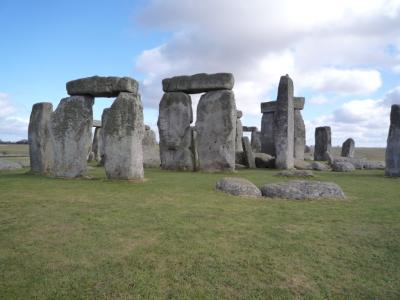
<box><xmin>1</xmin><ymin>166</ymin><xmax>399</xmax><ymax>299</ymax></box>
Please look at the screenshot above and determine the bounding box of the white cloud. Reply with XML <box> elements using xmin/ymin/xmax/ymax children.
<box><xmin>0</xmin><ymin>93</ymin><xmax>28</xmax><ymax>141</ymax></box>
<box><xmin>309</xmin><ymin>95</ymin><xmax>329</xmax><ymax>105</ymax></box>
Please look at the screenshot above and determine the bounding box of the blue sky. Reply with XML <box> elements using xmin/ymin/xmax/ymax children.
<box><xmin>1</xmin><ymin>0</ymin><xmax>400</xmax><ymax>146</ymax></box>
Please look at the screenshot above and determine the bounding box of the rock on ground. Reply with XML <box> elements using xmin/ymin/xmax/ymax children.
<box><xmin>216</xmin><ymin>177</ymin><xmax>261</xmax><ymax>197</ymax></box>
<box><xmin>254</xmin><ymin>153</ymin><xmax>275</xmax><ymax>168</ymax></box>
<box><xmin>66</xmin><ymin>76</ymin><xmax>138</xmax><ymax>97</ymax></box>
<box><xmin>385</xmin><ymin>104</ymin><xmax>400</xmax><ymax>176</ymax></box>
<box><xmin>311</xmin><ymin>161</ymin><xmax>330</xmax><ymax>171</ymax></box>
<box><xmin>162</xmin><ymin>73</ymin><xmax>234</xmax><ymax>94</ymax></box>
<box><xmin>275</xmin><ymin>170</ymin><xmax>314</xmax><ymax>177</ymax></box>
<box><xmin>28</xmin><ymin>102</ymin><xmax>53</xmax><ymax>174</ymax></box>
<box><xmin>50</xmin><ymin>95</ymin><xmax>93</xmax><ymax>178</ymax></box>
<box><xmin>260</xmin><ymin>180</ymin><xmax>345</xmax><ymax>200</ymax></box>
<box><xmin>196</xmin><ymin>90</ymin><xmax>236</xmax><ymax>172</ymax></box>
<box><xmin>0</xmin><ymin>159</ymin><xmax>22</xmax><ymax>170</ymax></box>
<box><xmin>103</xmin><ymin>92</ymin><xmax>144</xmax><ymax>180</ymax></box>
<box><xmin>332</xmin><ymin>161</ymin><xmax>355</xmax><ymax>172</ymax></box>
<box><xmin>158</xmin><ymin>92</ymin><xmax>195</xmax><ymax>170</ymax></box>
<box><xmin>314</xmin><ymin>126</ymin><xmax>331</xmax><ymax>161</ymax></box>
<box><xmin>242</xmin><ymin>136</ymin><xmax>255</xmax><ymax>168</ymax></box>
<box><xmin>294</xmin><ymin>159</ymin><xmax>313</xmax><ymax>170</ymax></box>
<box><xmin>364</xmin><ymin>160</ymin><xmax>385</xmax><ymax>170</ymax></box>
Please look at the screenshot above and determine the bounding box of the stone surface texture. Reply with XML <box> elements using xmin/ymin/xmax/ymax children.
<box><xmin>158</xmin><ymin>92</ymin><xmax>195</xmax><ymax>170</ymax></box>
<box><xmin>235</xmin><ymin>115</ymin><xmax>244</xmax><ymax>152</ymax></box>
<box><xmin>28</xmin><ymin>102</ymin><xmax>54</xmax><ymax>174</ymax></box>
<box><xmin>103</xmin><ymin>92</ymin><xmax>144</xmax><ymax>180</ymax></box>
<box><xmin>196</xmin><ymin>90</ymin><xmax>237</xmax><ymax>172</ymax></box>
<box><xmin>92</xmin><ymin>127</ymin><xmax>102</xmax><ymax>161</ymax></box>
<box><xmin>50</xmin><ymin>96</ymin><xmax>94</xmax><ymax>177</ymax></box>
<box><xmin>341</xmin><ymin>138</ymin><xmax>355</xmax><ymax>158</ymax></box>
<box><xmin>242</xmin><ymin>137</ymin><xmax>256</xmax><ymax>168</ymax></box>
<box><xmin>294</xmin><ymin>109</ymin><xmax>305</xmax><ymax>160</ymax></box>
<box><xmin>251</xmin><ymin>131</ymin><xmax>262</xmax><ymax>153</ymax></box>
<box><xmin>143</xmin><ymin>126</ymin><xmax>161</xmax><ymax>168</ymax></box>
<box><xmin>99</xmin><ymin>108</ymin><xmax>110</xmax><ymax>166</ymax></box>
<box><xmin>66</xmin><ymin>76</ymin><xmax>138</xmax><ymax>97</ymax></box>
<box><xmin>162</xmin><ymin>73</ymin><xmax>234</xmax><ymax>94</ymax></box>
<box><xmin>276</xmin><ymin>170</ymin><xmax>314</xmax><ymax>177</ymax></box>
<box><xmin>261</xmin><ymin>112</ymin><xmax>275</xmax><ymax>156</ymax></box>
<box><xmin>332</xmin><ymin>161</ymin><xmax>355</xmax><ymax>172</ymax></box>
<box><xmin>261</xmin><ymin>180</ymin><xmax>345</xmax><ymax>200</ymax></box>
<box><xmin>314</xmin><ymin>126</ymin><xmax>331</xmax><ymax>161</ymax></box>
<box><xmin>254</xmin><ymin>153</ymin><xmax>275</xmax><ymax>168</ymax></box>
<box><xmin>216</xmin><ymin>177</ymin><xmax>261</xmax><ymax>197</ymax></box>
<box><xmin>385</xmin><ymin>105</ymin><xmax>400</xmax><ymax>176</ymax></box>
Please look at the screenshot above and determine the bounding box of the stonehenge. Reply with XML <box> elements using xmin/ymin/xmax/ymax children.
<box><xmin>242</xmin><ymin>136</ymin><xmax>256</xmax><ymax>169</ymax></box>
<box><xmin>235</xmin><ymin>110</ymin><xmax>244</xmax><ymax>152</ymax></box>
<box><xmin>341</xmin><ymin>138</ymin><xmax>355</xmax><ymax>158</ymax></box>
<box><xmin>260</xmin><ymin>75</ymin><xmax>306</xmax><ymax>167</ymax></box>
<box><xmin>385</xmin><ymin>104</ymin><xmax>400</xmax><ymax>177</ymax></box>
<box><xmin>159</xmin><ymin>73</ymin><xmax>237</xmax><ymax>172</ymax></box>
<box><xmin>143</xmin><ymin>125</ymin><xmax>161</xmax><ymax>168</ymax></box>
<box><xmin>314</xmin><ymin>126</ymin><xmax>331</xmax><ymax>161</ymax></box>
<box><xmin>29</xmin><ymin>76</ymin><xmax>145</xmax><ymax>179</ymax></box>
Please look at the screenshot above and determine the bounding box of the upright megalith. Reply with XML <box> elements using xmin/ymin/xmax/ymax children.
<box><xmin>66</xmin><ymin>76</ymin><xmax>138</xmax><ymax>97</ymax></box>
<box><xmin>162</xmin><ymin>73</ymin><xmax>234</xmax><ymax>94</ymax></box>
<box><xmin>385</xmin><ymin>105</ymin><xmax>400</xmax><ymax>177</ymax></box>
<box><xmin>314</xmin><ymin>126</ymin><xmax>331</xmax><ymax>161</ymax></box>
<box><xmin>196</xmin><ymin>90</ymin><xmax>237</xmax><ymax>172</ymax></box>
<box><xmin>99</xmin><ymin>108</ymin><xmax>110</xmax><ymax>166</ymax></box>
<box><xmin>158</xmin><ymin>92</ymin><xmax>195</xmax><ymax>170</ymax></box>
<box><xmin>28</xmin><ymin>102</ymin><xmax>54</xmax><ymax>174</ymax></box>
<box><xmin>341</xmin><ymin>138</ymin><xmax>355</xmax><ymax>158</ymax></box>
<box><xmin>143</xmin><ymin>125</ymin><xmax>161</xmax><ymax>168</ymax></box>
<box><xmin>273</xmin><ymin>75</ymin><xmax>294</xmax><ymax>169</ymax></box>
<box><xmin>293</xmin><ymin>97</ymin><xmax>305</xmax><ymax>160</ymax></box>
<box><xmin>242</xmin><ymin>136</ymin><xmax>255</xmax><ymax>168</ymax></box>
<box><xmin>92</xmin><ymin>127</ymin><xmax>102</xmax><ymax>161</ymax></box>
<box><xmin>251</xmin><ymin>131</ymin><xmax>262</xmax><ymax>153</ymax></box>
<box><xmin>103</xmin><ymin>92</ymin><xmax>144</xmax><ymax>180</ymax></box>
<box><xmin>260</xmin><ymin>110</ymin><xmax>275</xmax><ymax>156</ymax></box>
<box><xmin>50</xmin><ymin>96</ymin><xmax>94</xmax><ymax>177</ymax></box>
<box><xmin>235</xmin><ymin>110</ymin><xmax>244</xmax><ymax>152</ymax></box>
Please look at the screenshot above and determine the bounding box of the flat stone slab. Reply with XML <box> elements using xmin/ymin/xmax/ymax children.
<box><xmin>311</xmin><ymin>161</ymin><xmax>330</xmax><ymax>171</ymax></box>
<box><xmin>93</xmin><ymin>120</ymin><xmax>102</xmax><ymax>127</ymax></box>
<box><xmin>66</xmin><ymin>76</ymin><xmax>138</xmax><ymax>97</ymax></box>
<box><xmin>243</xmin><ymin>126</ymin><xmax>258</xmax><ymax>132</ymax></box>
<box><xmin>162</xmin><ymin>73</ymin><xmax>234</xmax><ymax>94</ymax></box>
<box><xmin>260</xmin><ymin>180</ymin><xmax>345</xmax><ymax>200</ymax></box>
<box><xmin>332</xmin><ymin>161</ymin><xmax>355</xmax><ymax>172</ymax></box>
<box><xmin>216</xmin><ymin>177</ymin><xmax>261</xmax><ymax>197</ymax></box>
<box><xmin>261</xmin><ymin>97</ymin><xmax>305</xmax><ymax>113</ymax></box>
<box><xmin>275</xmin><ymin>170</ymin><xmax>314</xmax><ymax>177</ymax></box>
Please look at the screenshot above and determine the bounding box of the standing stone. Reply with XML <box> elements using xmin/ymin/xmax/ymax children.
<box><xmin>242</xmin><ymin>136</ymin><xmax>256</xmax><ymax>168</ymax></box>
<box><xmin>341</xmin><ymin>138</ymin><xmax>355</xmax><ymax>158</ymax></box>
<box><xmin>196</xmin><ymin>90</ymin><xmax>237</xmax><ymax>172</ymax></box>
<box><xmin>261</xmin><ymin>111</ymin><xmax>275</xmax><ymax>156</ymax></box>
<box><xmin>314</xmin><ymin>126</ymin><xmax>332</xmax><ymax>161</ymax></box>
<box><xmin>92</xmin><ymin>127</ymin><xmax>102</xmax><ymax>161</ymax></box>
<box><xmin>251</xmin><ymin>131</ymin><xmax>262</xmax><ymax>153</ymax></box>
<box><xmin>143</xmin><ymin>125</ymin><xmax>161</xmax><ymax>168</ymax></box>
<box><xmin>385</xmin><ymin>105</ymin><xmax>400</xmax><ymax>177</ymax></box>
<box><xmin>158</xmin><ymin>92</ymin><xmax>195</xmax><ymax>170</ymax></box>
<box><xmin>294</xmin><ymin>106</ymin><xmax>305</xmax><ymax>160</ymax></box>
<box><xmin>235</xmin><ymin>110</ymin><xmax>243</xmax><ymax>152</ymax></box>
<box><xmin>50</xmin><ymin>96</ymin><xmax>94</xmax><ymax>177</ymax></box>
<box><xmin>103</xmin><ymin>92</ymin><xmax>144</xmax><ymax>180</ymax></box>
<box><xmin>28</xmin><ymin>102</ymin><xmax>54</xmax><ymax>174</ymax></box>
<box><xmin>273</xmin><ymin>75</ymin><xmax>294</xmax><ymax>169</ymax></box>
<box><xmin>99</xmin><ymin>108</ymin><xmax>110</xmax><ymax>166</ymax></box>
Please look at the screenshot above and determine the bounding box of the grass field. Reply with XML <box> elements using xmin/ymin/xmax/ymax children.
<box><xmin>1</xmin><ymin>164</ymin><xmax>399</xmax><ymax>299</ymax></box>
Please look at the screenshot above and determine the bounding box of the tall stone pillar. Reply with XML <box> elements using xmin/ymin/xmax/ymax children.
<box><xmin>314</xmin><ymin>126</ymin><xmax>331</xmax><ymax>161</ymax></box>
<box><xmin>293</xmin><ymin>97</ymin><xmax>306</xmax><ymax>160</ymax></box>
<box><xmin>385</xmin><ymin>105</ymin><xmax>400</xmax><ymax>177</ymax></box>
<box><xmin>235</xmin><ymin>110</ymin><xmax>243</xmax><ymax>152</ymax></box>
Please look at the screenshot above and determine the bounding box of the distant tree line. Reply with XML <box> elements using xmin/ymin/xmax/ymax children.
<box><xmin>0</xmin><ymin>139</ymin><xmax>29</xmax><ymax>144</ymax></box>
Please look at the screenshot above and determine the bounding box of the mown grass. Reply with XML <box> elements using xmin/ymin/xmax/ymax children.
<box><xmin>1</xmin><ymin>165</ymin><xmax>399</xmax><ymax>299</ymax></box>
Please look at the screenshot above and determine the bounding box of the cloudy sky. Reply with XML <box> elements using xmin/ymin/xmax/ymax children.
<box><xmin>1</xmin><ymin>0</ymin><xmax>400</xmax><ymax>146</ymax></box>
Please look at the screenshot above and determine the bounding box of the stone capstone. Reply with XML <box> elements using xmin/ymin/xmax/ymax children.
<box><xmin>196</xmin><ymin>90</ymin><xmax>237</xmax><ymax>172</ymax></box>
<box><xmin>103</xmin><ymin>92</ymin><xmax>144</xmax><ymax>180</ymax></box>
<box><xmin>341</xmin><ymin>138</ymin><xmax>355</xmax><ymax>158</ymax></box>
<box><xmin>162</xmin><ymin>73</ymin><xmax>234</xmax><ymax>94</ymax></box>
<box><xmin>28</xmin><ymin>102</ymin><xmax>54</xmax><ymax>174</ymax></box>
<box><xmin>66</xmin><ymin>76</ymin><xmax>138</xmax><ymax>97</ymax></box>
<box><xmin>314</xmin><ymin>126</ymin><xmax>331</xmax><ymax>161</ymax></box>
<box><xmin>243</xmin><ymin>126</ymin><xmax>258</xmax><ymax>132</ymax></box>
<box><xmin>50</xmin><ymin>96</ymin><xmax>94</xmax><ymax>178</ymax></box>
<box><xmin>216</xmin><ymin>177</ymin><xmax>261</xmax><ymax>197</ymax></box>
<box><xmin>260</xmin><ymin>180</ymin><xmax>345</xmax><ymax>200</ymax></box>
<box><xmin>158</xmin><ymin>92</ymin><xmax>195</xmax><ymax>170</ymax></box>
<box><xmin>385</xmin><ymin>104</ymin><xmax>400</xmax><ymax>177</ymax></box>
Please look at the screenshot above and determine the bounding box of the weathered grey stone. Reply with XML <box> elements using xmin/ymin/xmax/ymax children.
<box><xmin>103</xmin><ymin>92</ymin><xmax>144</xmax><ymax>180</ymax></box>
<box><xmin>87</xmin><ymin>151</ymin><xmax>95</xmax><ymax>162</ymax></box>
<box><xmin>314</xmin><ymin>126</ymin><xmax>331</xmax><ymax>161</ymax></box>
<box><xmin>294</xmin><ymin>110</ymin><xmax>305</xmax><ymax>160</ymax></box>
<box><xmin>341</xmin><ymin>138</ymin><xmax>355</xmax><ymax>158</ymax></box>
<box><xmin>364</xmin><ymin>160</ymin><xmax>385</xmax><ymax>170</ymax></box>
<box><xmin>196</xmin><ymin>90</ymin><xmax>236</xmax><ymax>172</ymax></box>
<box><xmin>294</xmin><ymin>159</ymin><xmax>313</xmax><ymax>170</ymax></box>
<box><xmin>273</xmin><ymin>75</ymin><xmax>294</xmax><ymax>169</ymax></box>
<box><xmin>332</xmin><ymin>157</ymin><xmax>365</xmax><ymax>169</ymax></box>
<box><xmin>261</xmin><ymin>97</ymin><xmax>305</xmax><ymax>113</ymax></box>
<box><xmin>99</xmin><ymin>108</ymin><xmax>110</xmax><ymax>166</ymax></box>
<box><xmin>385</xmin><ymin>105</ymin><xmax>400</xmax><ymax>177</ymax></box>
<box><xmin>92</xmin><ymin>127</ymin><xmax>102</xmax><ymax>161</ymax></box>
<box><xmin>93</xmin><ymin>120</ymin><xmax>102</xmax><ymax>127</ymax></box>
<box><xmin>216</xmin><ymin>177</ymin><xmax>261</xmax><ymax>197</ymax></box>
<box><xmin>236</xmin><ymin>110</ymin><xmax>243</xmax><ymax>119</ymax></box>
<box><xmin>243</xmin><ymin>126</ymin><xmax>258</xmax><ymax>132</ymax></box>
<box><xmin>66</xmin><ymin>76</ymin><xmax>138</xmax><ymax>97</ymax></box>
<box><xmin>143</xmin><ymin>126</ymin><xmax>161</xmax><ymax>168</ymax></box>
<box><xmin>311</xmin><ymin>161</ymin><xmax>330</xmax><ymax>171</ymax></box>
<box><xmin>261</xmin><ymin>112</ymin><xmax>275</xmax><ymax>156</ymax></box>
<box><xmin>332</xmin><ymin>161</ymin><xmax>355</xmax><ymax>172</ymax></box>
<box><xmin>0</xmin><ymin>159</ymin><xmax>22</xmax><ymax>170</ymax></box>
<box><xmin>304</xmin><ymin>145</ymin><xmax>312</xmax><ymax>153</ymax></box>
<box><xmin>50</xmin><ymin>96</ymin><xmax>94</xmax><ymax>178</ymax></box>
<box><xmin>251</xmin><ymin>131</ymin><xmax>262</xmax><ymax>153</ymax></box>
<box><xmin>261</xmin><ymin>180</ymin><xmax>345</xmax><ymax>200</ymax></box>
<box><xmin>162</xmin><ymin>73</ymin><xmax>234</xmax><ymax>94</ymax></box>
<box><xmin>254</xmin><ymin>153</ymin><xmax>275</xmax><ymax>168</ymax></box>
<box><xmin>28</xmin><ymin>102</ymin><xmax>54</xmax><ymax>174</ymax></box>
<box><xmin>235</xmin><ymin>163</ymin><xmax>247</xmax><ymax>170</ymax></box>
<box><xmin>235</xmin><ymin>151</ymin><xmax>245</xmax><ymax>165</ymax></box>
<box><xmin>235</xmin><ymin>117</ymin><xmax>243</xmax><ymax>152</ymax></box>
<box><xmin>325</xmin><ymin>151</ymin><xmax>334</xmax><ymax>165</ymax></box>
<box><xmin>242</xmin><ymin>136</ymin><xmax>255</xmax><ymax>169</ymax></box>
<box><xmin>158</xmin><ymin>92</ymin><xmax>195</xmax><ymax>170</ymax></box>
<box><xmin>276</xmin><ymin>170</ymin><xmax>314</xmax><ymax>177</ymax></box>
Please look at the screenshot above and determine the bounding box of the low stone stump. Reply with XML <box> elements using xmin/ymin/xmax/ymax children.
<box><xmin>66</xmin><ymin>76</ymin><xmax>138</xmax><ymax>97</ymax></box>
<box><xmin>275</xmin><ymin>170</ymin><xmax>314</xmax><ymax>177</ymax></box>
<box><xmin>260</xmin><ymin>180</ymin><xmax>345</xmax><ymax>200</ymax></box>
<box><xmin>311</xmin><ymin>161</ymin><xmax>330</xmax><ymax>171</ymax></box>
<box><xmin>216</xmin><ymin>177</ymin><xmax>261</xmax><ymax>197</ymax></box>
<box><xmin>364</xmin><ymin>160</ymin><xmax>385</xmax><ymax>170</ymax></box>
<box><xmin>332</xmin><ymin>161</ymin><xmax>355</xmax><ymax>172</ymax></box>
